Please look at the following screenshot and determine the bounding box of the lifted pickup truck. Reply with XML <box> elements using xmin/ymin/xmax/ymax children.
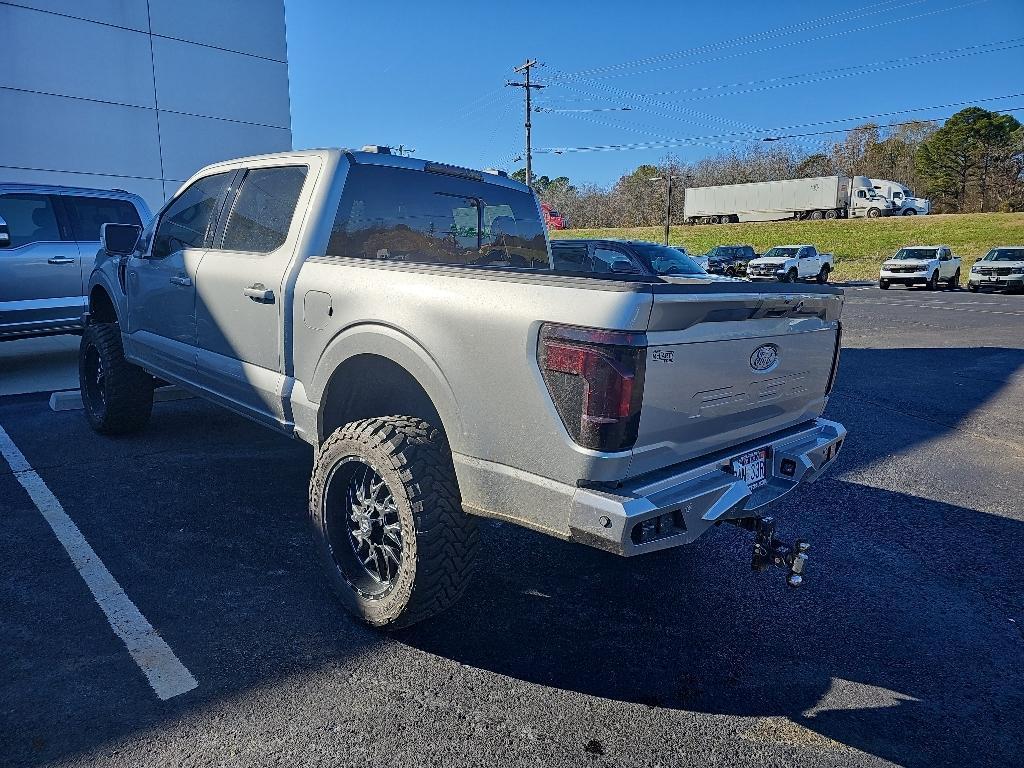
<box><xmin>746</xmin><ymin>245</ymin><xmax>834</xmax><ymax>284</ymax></box>
<box><xmin>82</xmin><ymin>148</ymin><xmax>846</xmax><ymax>628</ymax></box>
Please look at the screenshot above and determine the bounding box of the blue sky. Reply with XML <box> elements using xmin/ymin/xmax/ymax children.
<box><xmin>284</xmin><ymin>0</ymin><xmax>1024</xmax><ymax>187</ymax></box>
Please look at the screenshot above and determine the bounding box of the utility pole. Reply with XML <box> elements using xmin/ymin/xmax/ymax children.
<box><xmin>507</xmin><ymin>60</ymin><xmax>544</xmax><ymax>188</ymax></box>
<box><xmin>648</xmin><ymin>173</ymin><xmax>679</xmax><ymax>245</ymax></box>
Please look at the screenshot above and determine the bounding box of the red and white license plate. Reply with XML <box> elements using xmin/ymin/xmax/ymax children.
<box><xmin>731</xmin><ymin>448</ymin><xmax>769</xmax><ymax>490</ymax></box>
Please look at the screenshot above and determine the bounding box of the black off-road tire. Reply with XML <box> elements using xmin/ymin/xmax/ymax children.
<box><xmin>79</xmin><ymin>322</ymin><xmax>154</xmax><ymax>435</ymax></box>
<box><xmin>879</xmin><ymin>279</ymin><xmax>890</xmax><ymax>290</ymax></box>
<box><xmin>309</xmin><ymin>416</ymin><xmax>478</xmax><ymax>629</ymax></box>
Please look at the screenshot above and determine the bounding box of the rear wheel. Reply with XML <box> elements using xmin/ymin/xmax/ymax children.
<box><xmin>947</xmin><ymin>269</ymin><xmax>960</xmax><ymax>290</ymax></box>
<box><xmin>79</xmin><ymin>322</ymin><xmax>154</xmax><ymax>434</ymax></box>
<box><xmin>309</xmin><ymin>416</ymin><xmax>478</xmax><ymax>629</ymax></box>
<box><xmin>825</xmin><ymin>209</ymin><xmax>839</xmax><ymax>220</ymax></box>
<box><xmin>725</xmin><ymin>267</ymin><xmax>736</xmax><ymax>277</ymax></box>
<box><xmin>879</xmin><ymin>279</ymin><xmax>890</xmax><ymax>290</ymax></box>
<box><xmin>927</xmin><ymin>271</ymin><xmax>939</xmax><ymax>291</ymax></box>
<box><xmin>903</xmin><ymin>209</ymin><xmax>917</xmax><ymax>216</ymax></box>
<box><xmin>816</xmin><ymin>264</ymin><xmax>831</xmax><ymax>284</ymax></box>
<box><xmin>810</xmin><ymin>210</ymin><xmax>824</xmax><ymax>220</ymax></box>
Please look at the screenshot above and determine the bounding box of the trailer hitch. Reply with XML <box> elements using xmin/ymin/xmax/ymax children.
<box><xmin>733</xmin><ymin>516</ymin><xmax>809</xmax><ymax>587</ymax></box>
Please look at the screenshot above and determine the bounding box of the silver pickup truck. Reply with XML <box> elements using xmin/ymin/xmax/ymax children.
<box><xmin>82</xmin><ymin>148</ymin><xmax>847</xmax><ymax>628</ymax></box>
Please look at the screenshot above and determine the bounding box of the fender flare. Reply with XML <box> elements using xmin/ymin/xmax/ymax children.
<box><xmin>86</xmin><ymin>269</ymin><xmax>127</xmax><ymax>327</ymax></box>
<box><xmin>307</xmin><ymin>323</ymin><xmax>464</xmax><ymax>451</ymax></box>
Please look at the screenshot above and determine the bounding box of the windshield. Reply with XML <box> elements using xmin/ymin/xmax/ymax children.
<box><xmin>628</xmin><ymin>242</ymin><xmax>706</xmax><ymax>275</ymax></box>
<box><xmin>893</xmin><ymin>248</ymin><xmax>937</xmax><ymax>260</ymax></box>
<box><xmin>762</xmin><ymin>247</ymin><xmax>799</xmax><ymax>259</ymax></box>
<box><xmin>983</xmin><ymin>248</ymin><xmax>1024</xmax><ymax>262</ymax></box>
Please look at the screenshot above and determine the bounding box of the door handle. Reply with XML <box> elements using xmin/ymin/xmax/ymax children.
<box><xmin>243</xmin><ymin>284</ymin><xmax>275</xmax><ymax>304</ymax></box>
<box><xmin>169</xmin><ymin>276</ymin><xmax>192</xmax><ymax>287</ymax></box>
<box><xmin>47</xmin><ymin>257</ymin><xmax>76</xmax><ymax>265</ymax></box>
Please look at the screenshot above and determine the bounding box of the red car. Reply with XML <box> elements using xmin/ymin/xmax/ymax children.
<box><xmin>541</xmin><ymin>202</ymin><xmax>567</xmax><ymax>230</ymax></box>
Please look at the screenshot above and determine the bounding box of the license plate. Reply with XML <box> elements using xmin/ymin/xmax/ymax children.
<box><xmin>731</xmin><ymin>448</ymin><xmax>768</xmax><ymax>490</ymax></box>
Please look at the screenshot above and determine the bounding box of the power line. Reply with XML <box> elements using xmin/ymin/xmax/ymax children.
<box><xmin>548</xmin><ymin>0</ymin><xmax>989</xmax><ymax>85</ymax></box>
<box><xmin>547</xmin><ymin>0</ymin><xmax>915</xmax><ymax>81</ymax></box>
<box><xmin>534</xmin><ymin>95</ymin><xmax>1024</xmax><ymax>154</ymax></box>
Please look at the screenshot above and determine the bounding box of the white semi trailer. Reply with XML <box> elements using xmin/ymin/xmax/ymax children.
<box><xmin>684</xmin><ymin>175</ymin><xmax>895</xmax><ymax>224</ymax></box>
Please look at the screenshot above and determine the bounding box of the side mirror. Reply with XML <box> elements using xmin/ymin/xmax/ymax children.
<box><xmin>0</xmin><ymin>215</ymin><xmax>10</xmax><ymax>247</ymax></box>
<box><xmin>101</xmin><ymin>223</ymin><xmax>142</xmax><ymax>256</ymax></box>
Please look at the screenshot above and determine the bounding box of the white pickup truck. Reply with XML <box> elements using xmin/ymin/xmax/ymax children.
<box><xmin>746</xmin><ymin>245</ymin><xmax>834</xmax><ymax>284</ymax></box>
<box><xmin>879</xmin><ymin>245</ymin><xmax>960</xmax><ymax>290</ymax></box>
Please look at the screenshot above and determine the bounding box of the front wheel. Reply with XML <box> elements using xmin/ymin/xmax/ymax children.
<box><xmin>79</xmin><ymin>323</ymin><xmax>154</xmax><ymax>434</ymax></box>
<box><xmin>927</xmin><ymin>271</ymin><xmax>939</xmax><ymax>291</ymax></box>
<box><xmin>309</xmin><ymin>416</ymin><xmax>478</xmax><ymax>629</ymax></box>
<box><xmin>903</xmin><ymin>209</ymin><xmax>917</xmax><ymax>216</ymax></box>
<box><xmin>782</xmin><ymin>268</ymin><xmax>798</xmax><ymax>283</ymax></box>
<box><xmin>967</xmin><ymin>283</ymin><xmax>979</xmax><ymax>293</ymax></box>
<box><xmin>867</xmin><ymin>207</ymin><xmax>881</xmax><ymax>219</ymax></box>
<box><xmin>879</xmin><ymin>279</ymin><xmax>890</xmax><ymax>290</ymax></box>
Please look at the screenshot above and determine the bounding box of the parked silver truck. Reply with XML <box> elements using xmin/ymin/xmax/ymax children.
<box><xmin>684</xmin><ymin>175</ymin><xmax>894</xmax><ymax>224</ymax></box>
<box><xmin>81</xmin><ymin>148</ymin><xmax>847</xmax><ymax>628</ymax></box>
<box><xmin>0</xmin><ymin>184</ymin><xmax>150</xmax><ymax>340</ymax></box>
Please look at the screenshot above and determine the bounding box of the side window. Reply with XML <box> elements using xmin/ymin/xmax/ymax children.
<box><xmin>856</xmin><ymin>190</ymin><xmax>867</xmax><ymax>199</ymax></box>
<box><xmin>152</xmin><ymin>172</ymin><xmax>232</xmax><ymax>259</ymax></box>
<box><xmin>592</xmin><ymin>247</ymin><xmax>629</xmax><ymax>273</ymax></box>
<box><xmin>551</xmin><ymin>242</ymin><xmax>592</xmax><ymax>271</ymax></box>
<box><xmin>0</xmin><ymin>194</ymin><xmax>63</xmax><ymax>249</ymax></box>
<box><xmin>64</xmin><ymin>196</ymin><xmax>142</xmax><ymax>242</ymax></box>
<box><xmin>799</xmin><ymin>248</ymin><xmax>812</xmax><ymax>258</ymax></box>
<box><xmin>219</xmin><ymin>165</ymin><xmax>308</xmax><ymax>254</ymax></box>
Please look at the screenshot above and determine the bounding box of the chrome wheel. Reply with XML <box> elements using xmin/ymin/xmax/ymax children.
<box><xmin>325</xmin><ymin>458</ymin><xmax>403</xmax><ymax>597</ymax></box>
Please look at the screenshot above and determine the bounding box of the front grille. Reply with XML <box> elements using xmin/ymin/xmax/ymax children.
<box><xmin>977</xmin><ymin>267</ymin><xmax>1013</xmax><ymax>276</ymax></box>
<box><xmin>889</xmin><ymin>266</ymin><xmax>924</xmax><ymax>273</ymax></box>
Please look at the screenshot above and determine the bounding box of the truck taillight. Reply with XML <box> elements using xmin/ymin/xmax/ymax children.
<box><xmin>538</xmin><ymin>324</ymin><xmax>647</xmax><ymax>452</ymax></box>
<box><xmin>825</xmin><ymin>321</ymin><xmax>842</xmax><ymax>395</ymax></box>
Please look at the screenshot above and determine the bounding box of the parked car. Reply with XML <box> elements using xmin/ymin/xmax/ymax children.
<box><xmin>82</xmin><ymin>149</ymin><xmax>846</xmax><ymax>628</ymax></box>
<box><xmin>551</xmin><ymin>239</ymin><xmax>707</xmax><ymax>275</ymax></box>
<box><xmin>0</xmin><ymin>183</ymin><xmax>150</xmax><ymax>340</ymax></box>
<box><xmin>879</xmin><ymin>245</ymin><xmax>960</xmax><ymax>290</ymax></box>
<box><xmin>746</xmin><ymin>245</ymin><xmax>834</xmax><ymax>283</ymax></box>
<box><xmin>705</xmin><ymin>245</ymin><xmax>757</xmax><ymax>276</ymax></box>
<box><xmin>967</xmin><ymin>247</ymin><xmax>1024</xmax><ymax>293</ymax></box>
<box><xmin>541</xmin><ymin>202</ymin><xmax>567</xmax><ymax>230</ymax></box>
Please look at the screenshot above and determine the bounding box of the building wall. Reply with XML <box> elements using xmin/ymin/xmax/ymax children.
<box><xmin>0</xmin><ymin>0</ymin><xmax>292</xmax><ymax>211</ymax></box>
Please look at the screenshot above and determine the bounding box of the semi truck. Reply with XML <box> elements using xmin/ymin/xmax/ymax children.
<box><xmin>869</xmin><ymin>178</ymin><xmax>930</xmax><ymax>216</ymax></box>
<box><xmin>684</xmin><ymin>175</ymin><xmax>895</xmax><ymax>224</ymax></box>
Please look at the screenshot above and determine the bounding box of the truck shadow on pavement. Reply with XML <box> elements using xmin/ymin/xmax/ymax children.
<box><xmin>401</xmin><ymin>346</ymin><xmax>1024</xmax><ymax>768</ymax></box>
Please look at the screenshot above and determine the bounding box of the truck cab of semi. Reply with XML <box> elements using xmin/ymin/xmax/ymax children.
<box><xmin>869</xmin><ymin>179</ymin><xmax>930</xmax><ymax>216</ymax></box>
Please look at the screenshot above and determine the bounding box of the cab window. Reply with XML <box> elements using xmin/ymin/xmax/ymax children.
<box><xmin>0</xmin><ymin>193</ymin><xmax>63</xmax><ymax>249</ymax></box>
<box><xmin>219</xmin><ymin>166</ymin><xmax>308</xmax><ymax>254</ymax></box>
<box><xmin>152</xmin><ymin>173</ymin><xmax>233</xmax><ymax>259</ymax></box>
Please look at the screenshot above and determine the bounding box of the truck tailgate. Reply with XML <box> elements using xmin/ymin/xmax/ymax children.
<box><xmin>629</xmin><ymin>283</ymin><xmax>843</xmax><ymax>478</ymax></box>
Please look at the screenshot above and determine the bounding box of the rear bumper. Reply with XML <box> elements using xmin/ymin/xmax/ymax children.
<box><xmin>568</xmin><ymin>417</ymin><xmax>846</xmax><ymax>556</ymax></box>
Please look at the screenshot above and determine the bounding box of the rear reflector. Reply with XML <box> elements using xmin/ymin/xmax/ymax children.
<box><xmin>538</xmin><ymin>324</ymin><xmax>646</xmax><ymax>452</ymax></box>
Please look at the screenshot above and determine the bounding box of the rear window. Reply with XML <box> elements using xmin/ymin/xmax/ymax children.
<box><xmin>220</xmin><ymin>165</ymin><xmax>307</xmax><ymax>253</ymax></box>
<box><xmin>628</xmin><ymin>242</ymin><xmax>705</xmax><ymax>276</ymax></box>
<box><xmin>64</xmin><ymin>195</ymin><xmax>141</xmax><ymax>242</ymax></box>
<box><xmin>327</xmin><ymin>164</ymin><xmax>549</xmax><ymax>269</ymax></box>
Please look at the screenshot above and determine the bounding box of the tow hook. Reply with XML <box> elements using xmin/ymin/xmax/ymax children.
<box><xmin>734</xmin><ymin>516</ymin><xmax>809</xmax><ymax>587</ymax></box>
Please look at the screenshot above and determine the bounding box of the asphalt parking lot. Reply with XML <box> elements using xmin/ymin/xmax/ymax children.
<box><xmin>1</xmin><ymin>285</ymin><xmax>1022</xmax><ymax>768</ymax></box>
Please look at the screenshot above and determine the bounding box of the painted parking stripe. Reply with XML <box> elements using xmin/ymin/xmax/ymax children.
<box><xmin>0</xmin><ymin>423</ymin><xmax>197</xmax><ymax>700</ymax></box>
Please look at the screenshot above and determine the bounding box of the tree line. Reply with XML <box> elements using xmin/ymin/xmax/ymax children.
<box><xmin>515</xmin><ymin>107</ymin><xmax>1023</xmax><ymax>228</ymax></box>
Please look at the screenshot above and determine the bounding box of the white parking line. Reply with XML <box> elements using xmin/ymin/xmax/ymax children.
<box><xmin>0</xmin><ymin>423</ymin><xmax>198</xmax><ymax>701</ymax></box>
<box><xmin>847</xmin><ymin>299</ymin><xmax>1024</xmax><ymax>317</ymax></box>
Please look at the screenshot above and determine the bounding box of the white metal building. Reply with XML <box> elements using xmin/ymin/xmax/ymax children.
<box><xmin>0</xmin><ymin>0</ymin><xmax>292</xmax><ymax>210</ymax></box>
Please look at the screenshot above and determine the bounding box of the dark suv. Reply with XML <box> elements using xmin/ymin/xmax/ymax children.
<box><xmin>705</xmin><ymin>245</ymin><xmax>757</xmax><ymax>276</ymax></box>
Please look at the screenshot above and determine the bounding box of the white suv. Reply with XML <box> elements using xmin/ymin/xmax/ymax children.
<box><xmin>879</xmin><ymin>245</ymin><xmax>960</xmax><ymax>290</ymax></box>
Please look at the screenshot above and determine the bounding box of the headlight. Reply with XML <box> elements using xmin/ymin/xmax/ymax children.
<box><xmin>971</xmin><ymin>265</ymin><xmax>982</xmax><ymax>273</ymax></box>
<box><xmin>1011</xmin><ymin>267</ymin><xmax>1024</xmax><ymax>275</ymax></box>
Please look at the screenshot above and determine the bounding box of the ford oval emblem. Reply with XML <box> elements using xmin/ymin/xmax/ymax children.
<box><xmin>750</xmin><ymin>344</ymin><xmax>779</xmax><ymax>372</ymax></box>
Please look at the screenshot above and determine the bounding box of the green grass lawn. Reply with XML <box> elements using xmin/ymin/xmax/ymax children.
<box><xmin>551</xmin><ymin>212</ymin><xmax>1024</xmax><ymax>282</ymax></box>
